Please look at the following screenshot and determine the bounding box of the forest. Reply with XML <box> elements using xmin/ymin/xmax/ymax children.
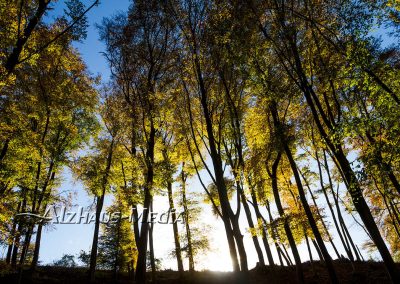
<box><xmin>1</xmin><ymin>0</ymin><xmax>400</xmax><ymax>283</ymax></box>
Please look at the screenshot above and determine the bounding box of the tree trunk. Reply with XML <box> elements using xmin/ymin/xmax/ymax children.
<box><xmin>30</xmin><ymin>222</ymin><xmax>43</xmax><ymax>271</ymax></box>
<box><xmin>194</xmin><ymin>56</ymin><xmax>245</xmax><ymax>272</ymax></box>
<box><xmin>315</xmin><ymin>151</ymin><xmax>353</xmax><ymax>260</ymax></box>
<box><xmin>149</xmin><ymin>204</ymin><xmax>156</xmax><ymax>282</ymax></box>
<box><xmin>305</xmin><ymin>234</ymin><xmax>314</xmax><ymax>266</ymax></box>
<box><xmin>6</xmin><ymin>242</ymin><xmax>13</xmax><ymax>265</ymax></box>
<box><xmin>322</xmin><ymin>150</ymin><xmax>360</xmax><ymax>262</ymax></box>
<box><xmin>300</xmin><ymin>169</ymin><xmax>341</xmax><ymax>260</ymax></box>
<box><xmin>4</xmin><ymin>0</ymin><xmax>50</xmax><ymax>74</ymax></box>
<box><xmin>0</xmin><ymin>139</ymin><xmax>10</xmax><ymax>166</ymax></box>
<box><xmin>19</xmin><ymin>226</ymin><xmax>33</xmax><ymax>265</ymax></box>
<box><xmin>114</xmin><ymin>212</ymin><xmax>122</xmax><ymax>281</ymax></box>
<box><xmin>11</xmin><ymin>227</ymin><xmax>20</xmax><ymax>268</ymax></box>
<box><xmin>239</xmin><ymin>186</ymin><xmax>266</xmax><ymax>266</ymax></box>
<box><xmin>6</xmin><ymin>202</ymin><xmax>21</xmax><ymax>264</ymax></box>
<box><xmin>265</xmin><ymin>200</ymin><xmax>289</xmax><ymax>266</ymax></box>
<box><xmin>281</xmin><ymin>244</ymin><xmax>294</xmax><ymax>266</ymax></box>
<box><xmin>312</xmin><ymin>239</ymin><xmax>324</xmax><ymax>261</ymax></box>
<box><xmin>284</xmin><ymin>142</ymin><xmax>338</xmax><ymax>283</ymax></box>
<box><xmin>167</xmin><ymin>180</ymin><xmax>184</xmax><ymax>274</ymax></box>
<box><xmin>181</xmin><ymin>167</ymin><xmax>195</xmax><ymax>272</ymax></box>
<box><xmin>291</xmin><ymin>35</ymin><xmax>400</xmax><ymax>281</ymax></box>
<box><xmin>267</xmin><ymin>152</ymin><xmax>304</xmax><ymax>283</ymax></box>
<box><xmin>89</xmin><ymin>139</ymin><xmax>114</xmax><ymax>282</ymax></box>
<box><xmin>249</xmin><ymin>187</ymin><xmax>275</xmax><ymax>266</ymax></box>
<box><xmin>31</xmin><ymin>167</ymin><xmax>55</xmax><ymax>271</ymax></box>
<box><xmin>135</xmin><ymin>123</ymin><xmax>155</xmax><ymax>284</ymax></box>
<box><xmin>89</xmin><ymin>193</ymin><xmax>105</xmax><ymax>282</ymax></box>
<box><xmin>231</xmin><ymin>213</ymin><xmax>249</xmax><ymax>271</ymax></box>
<box><xmin>270</xmin><ymin>102</ymin><xmax>338</xmax><ymax>283</ymax></box>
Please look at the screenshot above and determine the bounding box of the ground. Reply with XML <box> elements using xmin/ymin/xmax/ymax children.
<box><xmin>0</xmin><ymin>260</ymin><xmax>396</xmax><ymax>283</ymax></box>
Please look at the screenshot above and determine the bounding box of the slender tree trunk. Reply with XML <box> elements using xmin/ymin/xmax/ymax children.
<box><xmin>11</xmin><ymin>225</ymin><xmax>21</xmax><ymax>268</ymax></box>
<box><xmin>312</xmin><ymin>239</ymin><xmax>324</xmax><ymax>261</ymax></box>
<box><xmin>389</xmin><ymin>202</ymin><xmax>400</xmax><ymax>237</ymax></box>
<box><xmin>356</xmin><ymin>245</ymin><xmax>365</xmax><ymax>261</ymax></box>
<box><xmin>12</xmin><ymin>192</ymin><xmax>28</xmax><ymax>268</ymax></box>
<box><xmin>305</xmin><ymin>234</ymin><xmax>314</xmax><ymax>270</ymax></box>
<box><xmin>277</xmin><ymin>246</ymin><xmax>288</xmax><ymax>266</ymax></box>
<box><xmin>249</xmin><ymin>187</ymin><xmax>274</xmax><ymax>266</ymax></box>
<box><xmin>11</xmin><ymin>246</ymin><xmax>19</xmax><ymax>268</ymax></box>
<box><xmin>339</xmin><ymin>216</ymin><xmax>360</xmax><ymax>261</ymax></box>
<box><xmin>285</xmin><ymin>144</ymin><xmax>337</xmax><ymax>283</ymax></box>
<box><xmin>270</xmin><ymin>102</ymin><xmax>338</xmax><ymax>283</ymax></box>
<box><xmin>149</xmin><ymin>201</ymin><xmax>156</xmax><ymax>282</ymax></box>
<box><xmin>194</xmin><ymin>56</ymin><xmax>245</xmax><ymax>272</ymax></box>
<box><xmin>300</xmin><ymin>169</ymin><xmax>341</xmax><ymax>259</ymax></box>
<box><xmin>181</xmin><ymin>167</ymin><xmax>195</xmax><ymax>272</ymax></box>
<box><xmin>135</xmin><ymin>123</ymin><xmax>155</xmax><ymax>284</ymax></box>
<box><xmin>0</xmin><ymin>139</ymin><xmax>10</xmax><ymax>166</ymax></box>
<box><xmin>265</xmin><ymin>200</ymin><xmax>289</xmax><ymax>266</ymax></box>
<box><xmin>31</xmin><ymin>167</ymin><xmax>55</xmax><ymax>271</ymax></box>
<box><xmin>6</xmin><ymin>202</ymin><xmax>21</xmax><ymax>264</ymax></box>
<box><xmin>89</xmin><ymin>140</ymin><xmax>114</xmax><ymax>282</ymax></box>
<box><xmin>322</xmin><ymin>150</ymin><xmax>361</xmax><ymax>262</ymax></box>
<box><xmin>89</xmin><ymin>193</ymin><xmax>105</xmax><ymax>282</ymax></box>
<box><xmin>281</xmin><ymin>244</ymin><xmax>294</xmax><ymax>266</ymax></box>
<box><xmin>6</xmin><ymin>242</ymin><xmax>14</xmax><ymax>264</ymax></box>
<box><xmin>135</xmin><ymin>187</ymin><xmax>152</xmax><ymax>284</ymax></box>
<box><xmin>231</xmin><ymin>213</ymin><xmax>249</xmax><ymax>272</ymax></box>
<box><xmin>132</xmin><ymin>206</ymin><xmax>140</xmax><ymax>246</ymax></box>
<box><xmin>221</xmin><ymin>67</ymin><xmax>267</xmax><ymax>268</ymax></box>
<box><xmin>314</xmin><ymin>151</ymin><xmax>353</xmax><ymax>260</ymax></box>
<box><xmin>30</xmin><ymin>222</ymin><xmax>43</xmax><ymax>271</ymax></box>
<box><xmin>239</xmin><ymin>186</ymin><xmax>267</xmax><ymax>266</ymax></box>
<box><xmin>267</xmin><ymin>152</ymin><xmax>304</xmax><ymax>283</ymax></box>
<box><xmin>19</xmin><ymin>226</ymin><xmax>33</xmax><ymax>265</ymax></box>
<box><xmin>167</xmin><ymin>180</ymin><xmax>184</xmax><ymax>274</ymax></box>
<box><xmin>113</xmin><ymin>207</ymin><xmax>123</xmax><ymax>281</ymax></box>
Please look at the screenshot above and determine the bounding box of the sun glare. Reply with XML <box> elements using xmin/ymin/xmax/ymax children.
<box><xmin>199</xmin><ymin>251</ymin><xmax>233</xmax><ymax>272</ymax></box>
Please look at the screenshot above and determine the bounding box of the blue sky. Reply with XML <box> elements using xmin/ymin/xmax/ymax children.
<box><xmin>49</xmin><ymin>0</ymin><xmax>131</xmax><ymax>80</ymax></box>
<box><xmin>6</xmin><ymin>0</ymin><xmax>396</xmax><ymax>271</ymax></box>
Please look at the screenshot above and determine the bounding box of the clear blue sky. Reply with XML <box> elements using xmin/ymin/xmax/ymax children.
<box><xmin>19</xmin><ymin>0</ymin><xmax>397</xmax><ymax>271</ymax></box>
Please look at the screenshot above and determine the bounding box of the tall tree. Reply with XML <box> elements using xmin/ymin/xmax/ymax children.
<box><xmin>73</xmin><ymin>92</ymin><xmax>122</xmax><ymax>282</ymax></box>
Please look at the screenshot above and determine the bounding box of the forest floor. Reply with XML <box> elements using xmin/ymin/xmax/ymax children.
<box><xmin>0</xmin><ymin>260</ymin><xmax>397</xmax><ymax>284</ymax></box>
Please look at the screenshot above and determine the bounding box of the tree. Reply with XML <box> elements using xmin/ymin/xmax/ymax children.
<box><xmin>97</xmin><ymin>200</ymin><xmax>137</xmax><ymax>279</ymax></box>
<box><xmin>167</xmin><ymin>0</ymin><xmax>250</xmax><ymax>272</ymax></box>
<box><xmin>100</xmin><ymin>1</ymin><xmax>177</xmax><ymax>282</ymax></box>
<box><xmin>0</xmin><ymin>0</ymin><xmax>99</xmax><ymax>80</ymax></box>
<box><xmin>53</xmin><ymin>254</ymin><xmax>76</xmax><ymax>267</ymax></box>
<box><xmin>0</xmin><ymin>25</ymin><xmax>98</xmax><ymax>271</ymax></box>
<box><xmin>3</xmin><ymin>1</ymin><xmax>400</xmax><ymax>283</ymax></box>
<box><xmin>73</xmin><ymin>90</ymin><xmax>123</xmax><ymax>282</ymax></box>
<box><xmin>243</xmin><ymin>0</ymin><xmax>400</xmax><ymax>281</ymax></box>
